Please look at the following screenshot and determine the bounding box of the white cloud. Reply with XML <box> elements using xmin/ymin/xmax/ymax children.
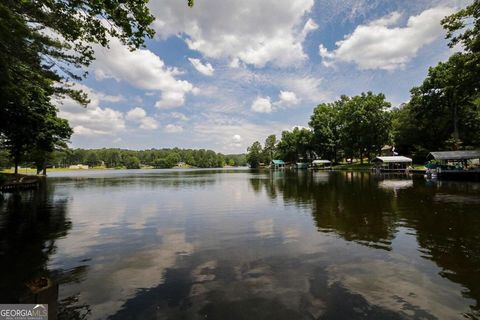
<box><xmin>150</xmin><ymin>0</ymin><xmax>316</xmax><ymax>67</ymax></box>
<box><xmin>277</xmin><ymin>91</ymin><xmax>301</xmax><ymax>106</ymax></box>
<box><xmin>170</xmin><ymin>112</ymin><xmax>189</xmax><ymax>121</ymax></box>
<box><xmin>138</xmin><ymin>117</ymin><xmax>159</xmax><ymax>130</ymax></box>
<box><xmin>319</xmin><ymin>6</ymin><xmax>455</xmax><ymax>70</ymax></box>
<box><xmin>281</xmin><ymin>75</ymin><xmax>328</xmax><ymax>102</ymax></box>
<box><xmin>126</xmin><ymin>107</ymin><xmax>147</xmax><ymax>121</ymax></box>
<box><xmin>251</xmin><ymin>97</ymin><xmax>272</xmax><ymax>113</ymax></box>
<box><xmin>72</xmin><ymin>125</ymin><xmax>112</xmax><ymax>137</ymax></box>
<box><xmin>188</xmin><ymin>58</ymin><xmax>215</xmax><ymax>76</ymax></box>
<box><xmin>155</xmin><ymin>92</ymin><xmax>186</xmax><ymax>109</ymax></box>
<box><xmin>164</xmin><ymin>124</ymin><xmax>184</xmax><ymax>133</ymax></box>
<box><xmin>93</xmin><ymin>39</ymin><xmax>195</xmax><ymax>108</ymax></box>
<box><xmin>232</xmin><ymin>134</ymin><xmax>242</xmax><ymax>142</ymax></box>
<box><xmin>57</xmin><ymin>85</ymin><xmax>126</xmax><ymax>136</ymax></box>
<box><xmin>126</xmin><ymin>107</ymin><xmax>159</xmax><ymax>130</ymax></box>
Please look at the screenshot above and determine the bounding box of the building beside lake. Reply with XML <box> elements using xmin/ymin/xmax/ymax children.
<box><xmin>426</xmin><ymin>150</ymin><xmax>480</xmax><ymax>180</ymax></box>
<box><xmin>271</xmin><ymin>159</ymin><xmax>285</xmax><ymax>169</ymax></box>
<box><xmin>312</xmin><ymin>160</ymin><xmax>332</xmax><ymax>170</ymax></box>
<box><xmin>372</xmin><ymin>156</ymin><xmax>412</xmax><ymax>172</ymax></box>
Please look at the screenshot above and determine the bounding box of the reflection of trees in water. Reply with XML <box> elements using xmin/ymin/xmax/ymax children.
<box><xmin>0</xmin><ymin>185</ymin><xmax>70</xmax><ymax>302</ymax></box>
<box><xmin>52</xmin><ymin>173</ymin><xmax>220</xmax><ymax>190</ymax></box>
<box><xmin>250</xmin><ymin>171</ymin><xmax>398</xmax><ymax>250</ymax></box>
<box><xmin>398</xmin><ymin>182</ymin><xmax>480</xmax><ymax>318</ymax></box>
<box><xmin>0</xmin><ymin>186</ymin><xmax>89</xmax><ymax>317</ymax></box>
<box><xmin>251</xmin><ymin>171</ymin><xmax>480</xmax><ymax>317</ymax></box>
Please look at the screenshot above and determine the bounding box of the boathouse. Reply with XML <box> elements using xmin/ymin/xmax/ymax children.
<box><xmin>426</xmin><ymin>151</ymin><xmax>480</xmax><ymax>180</ymax></box>
<box><xmin>271</xmin><ymin>159</ymin><xmax>285</xmax><ymax>169</ymax></box>
<box><xmin>312</xmin><ymin>160</ymin><xmax>331</xmax><ymax>169</ymax></box>
<box><xmin>372</xmin><ymin>156</ymin><xmax>412</xmax><ymax>171</ymax></box>
<box><xmin>427</xmin><ymin>150</ymin><xmax>480</xmax><ymax>166</ymax></box>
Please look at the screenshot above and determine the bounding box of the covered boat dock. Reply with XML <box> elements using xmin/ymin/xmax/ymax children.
<box><xmin>372</xmin><ymin>156</ymin><xmax>412</xmax><ymax>172</ymax></box>
<box><xmin>271</xmin><ymin>159</ymin><xmax>286</xmax><ymax>169</ymax></box>
<box><xmin>311</xmin><ymin>160</ymin><xmax>332</xmax><ymax>170</ymax></box>
<box><xmin>427</xmin><ymin>150</ymin><xmax>480</xmax><ymax>180</ymax></box>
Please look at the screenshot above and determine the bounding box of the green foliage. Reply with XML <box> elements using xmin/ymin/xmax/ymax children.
<box><xmin>224</xmin><ymin>154</ymin><xmax>247</xmax><ymax>166</ymax></box>
<box><xmin>0</xmin><ymin>0</ymin><xmax>161</xmax><ymax>173</ymax></box>
<box><xmin>45</xmin><ymin>148</ymin><xmax>239</xmax><ymax>169</ymax></box>
<box><xmin>277</xmin><ymin>127</ymin><xmax>313</xmax><ymax>162</ymax></box>
<box><xmin>153</xmin><ymin>153</ymin><xmax>180</xmax><ymax>168</ymax></box>
<box><xmin>309</xmin><ymin>99</ymin><xmax>343</xmax><ymax>162</ymax></box>
<box><xmin>0</xmin><ymin>0</ymin><xmax>155</xmax><ymax>102</ymax></box>
<box><xmin>391</xmin><ymin>2</ymin><xmax>480</xmax><ymax>158</ymax></box>
<box><xmin>338</xmin><ymin>92</ymin><xmax>392</xmax><ymax>162</ymax></box>
<box><xmin>393</xmin><ymin>53</ymin><xmax>480</xmax><ymax>155</ymax></box>
<box><xmin>262</xmin><ymin>135</ymin><xmax>277</xmax><ymax>164</ymax></box>
<box><xmin>123</xmin><ymin>156</ymin><xmax>141</xmax><ymax>169</ymax></box>
<box><xmin>246</xmin><ymin>141</ymin><xmax>263</xmax><ymax>168</ymax></box>
<box><xmin>442</xmin><ymin>0</ymin><xmax>480</xmax><ymax>53</ymax></box>
<box><xmin>0</xmin><ymin>150</ymin><xmax>10</xmax><ymax>169</ymax></box>
<box><xmin>253</xmin><ymin>93</ymin><xmax>391</xmax><ymax>164</ymax></box>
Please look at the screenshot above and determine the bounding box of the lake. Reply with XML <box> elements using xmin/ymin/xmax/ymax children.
<box><xmin>1</xmin><ymin>169</ymin><xmax>480</xmax><ymax>319</ymax></box>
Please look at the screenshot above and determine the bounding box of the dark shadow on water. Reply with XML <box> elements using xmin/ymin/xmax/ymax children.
<box><xmin>0</xmin><ymin>185</ymin><xmax>71</xmax><ymax>302</ymax></box>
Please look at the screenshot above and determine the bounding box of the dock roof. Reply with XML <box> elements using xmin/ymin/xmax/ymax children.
<box><xmin>373</xmin><ymin>156</ymin><xmax>412</xmax><ymax>163</ymax></box>
<box><xmin>271</xmin><ymin>159</ymin><xmax>285</xmax><ymax>165</ymax></box>
<box><xmin>428</xmin><ymin>150</ymin><xmax>480</xmax><ymax>160</ymax></box>
<box><xmin>312</xmin><ymin>160</ymin><xmax>331</xmax><ymax>164</ymax></box>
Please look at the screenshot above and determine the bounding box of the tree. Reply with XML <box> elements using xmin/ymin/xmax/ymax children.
<box><xmin>442</xmin><ymin>0</ymin><xmax>480</xmax><ymax>54</ymax></box>
<box><xmin>276</xmin><ymin>127</ymin><xmax>314</xmax><ymax>162</ymax></box>
<box><xmin>30</xmin><ymin>115</ymin><xmax>72</xmax><ymax>174</ymax></box>
<box><xmin>309</xmin><ymin>98</ymin><xmax>344</xmax><ymax>163</ymax></box>
<box><xmin>153</xmin><ymin>153</ymin><xmax>180</xmax><ymax>168</ymax></box>
<box><xmin>338</xmin><ymin>92</ymin><xmax>392</xmax><ymax>163</ymax></box>
<box><xmin>263</xmin><ymin>135</ymin><xmax>277</xmax><ymax>164</ymax></box>
<box><xmin>123</xmin><ymin>156</ymin><xmax>141</xmax><ymax>169</ymax></box>
<box><xmin>85</xmin><ymin>151</ymin><xmax>100</xmax><ymax>168</ymax></box>
<box><xmin>246</xmin><ymin>141</ymin><xmax>263</xmax><ymax>168</ymax></box>
<box><xmin>391</xmin><ymin>2</ymin><xmax>480</xmax><ymax>156</ymax></box>
<box><xmin>394</xmin><ymin>54</ymin><xmax>480</xmax><ymax>154</ymax></box>
<box><xmin>0</xmin><ymin>0</ymin><xmax>163</xmax><ymax>172</ymax></box>
<box><xmin>1</xmin><ymin>76</ymin><xmax>72</xmax><ymax>173</ymax></box>
<box><xmin>0</xmin><ymin>0</ymin><xmax>155</xmax><ymax>103</ymax></box>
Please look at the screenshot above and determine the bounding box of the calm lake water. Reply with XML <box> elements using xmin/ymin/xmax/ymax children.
<box><xmin>1</xmin><ymin>169</ymin><xmax>480</xmax><ymax>319</ymax></box>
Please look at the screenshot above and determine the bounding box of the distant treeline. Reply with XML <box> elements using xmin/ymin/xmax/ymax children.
<box><xmin>0</xmin><ymin>148</ymin><xmax>247</xmax><ymax>169</ymax></box>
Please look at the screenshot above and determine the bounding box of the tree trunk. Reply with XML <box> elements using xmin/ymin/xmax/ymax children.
<box><xmin>14</xmin><ymin>156</ymin><xmax>19</xmax><ymax>175</ymax></box>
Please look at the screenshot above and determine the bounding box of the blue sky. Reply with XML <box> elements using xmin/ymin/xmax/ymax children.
<box><xmin>58</xmin><ymin>0</ymin><xmax>469</xmax><ymax>153</ymax></box>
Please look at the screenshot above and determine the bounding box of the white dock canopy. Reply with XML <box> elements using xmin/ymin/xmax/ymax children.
<box><xmin>372</xmin><ymin>156</ymin><xmax>412</xmax><ymax>163</ymax></box>
<box><xmin>372</xmin><ymin>156</ymin><xmax>412</xmax><ymax>170</ymax></box>
<box><xmin>312</xmin><ymin>160</ymin><xmax>331</xmax><ymax>165</ymax></box>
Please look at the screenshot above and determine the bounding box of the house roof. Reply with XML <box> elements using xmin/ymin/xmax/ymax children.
<box><xmin>271</xmin><ymin>159</ymin><xmax>285</xmax><ymax>165</ymax></box>
<box><xmin>427</xmin><ymin>150</ymin><xmax>480</xmax><ymax>160</ymax></box>
<box><xmin>373</xmin><ymin>156</ymin><xmax>412</xmax><ymax>163</ymax></box>
<box><xmin>312</xmin><ymin>160</ymin><xmax>331</xmax><ymax>164</ymax></box>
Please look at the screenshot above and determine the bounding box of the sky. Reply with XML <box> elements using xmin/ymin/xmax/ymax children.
<box><xmin>57</xmin><ymin>0</ymin><xmax>470</xmax><ymax>154</ymax></box>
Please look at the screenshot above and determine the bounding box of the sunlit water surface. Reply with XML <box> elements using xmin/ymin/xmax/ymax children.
<box><xmin>1</xmin><ymin>169</ymin><xmax>480</xmax><ymax>319</ymax></box>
